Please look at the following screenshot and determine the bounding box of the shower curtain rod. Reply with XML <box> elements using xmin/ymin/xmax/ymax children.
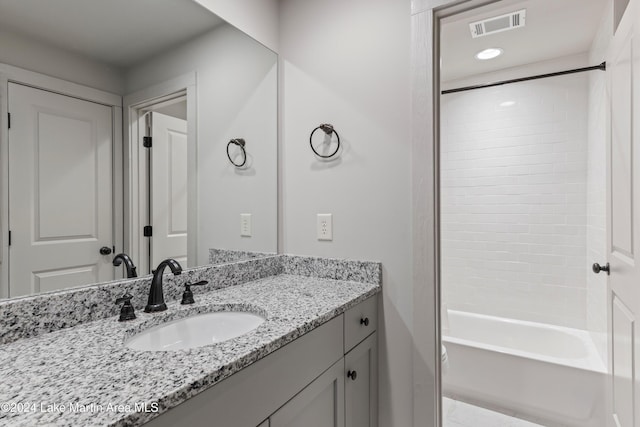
<box><xmin>441</xmin><ymin>62</ymin><xmax>606</xmax><ymax>95</ymax></box>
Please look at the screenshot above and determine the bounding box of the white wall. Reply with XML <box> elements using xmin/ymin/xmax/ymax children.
<box><xmin>586</xmin><ymin>5</ymin><xmax>612</xmax><ymax>364</ymax></box>
<box><xmin>441</xmin><ymin>58</ymin><xmax>590</xmax><ymax>329</ymax></box>
<box><xmin>193</xmin><ymin>0</ymin><xmax>279</xmax><ymax>52</ymax></box>
<box><xmin>278</xmin><ymin>0</ymin><xmax>413</xmax><ymax>425</ymax></box>
<box><xmin>126</xmin><ymin>23</ymin><xmax>278</xmax><ymax>265</ymax></box>
<box><xmin>0</xmin><ymin>30</ymin><xmax>124</xmax><ymax>94</ymax></box>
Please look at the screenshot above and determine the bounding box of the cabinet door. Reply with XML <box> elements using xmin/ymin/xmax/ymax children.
<box><xmin>345</xmin><ymin>332</ymin><xmax>377</xmax><ymax>427</ymax></box>
<box><xmin>270</xmin><ymin>359</ymin><xmax>345</xmax><ymax>427</ymax></box>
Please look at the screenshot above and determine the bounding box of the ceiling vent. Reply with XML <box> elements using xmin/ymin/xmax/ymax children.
<box><xmin>469</xmin><ymin>9</ymin><xmax>526</xmax><ymax>38</ymax></box>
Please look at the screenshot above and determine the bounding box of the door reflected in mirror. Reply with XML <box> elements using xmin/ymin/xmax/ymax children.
<box><xmin>0</xmin><ymin>0</ymin><xmax>278</xmax><ymax>299</ymax></box>
<box><xmin>149</xmin><ymin>105</ymin><xmax>189</xmax><ymax>268</ymax></box>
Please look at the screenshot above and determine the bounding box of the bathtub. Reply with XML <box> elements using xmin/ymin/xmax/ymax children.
<box><xmin>442</xmin><ymin>310</ymin><xmax>607</xmax><ymax>427</ymax></box>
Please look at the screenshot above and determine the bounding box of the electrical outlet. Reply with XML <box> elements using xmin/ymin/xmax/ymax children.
<box><xmin>317</xmin><ymin>214</ymin><xmax>333</xmax><ymax>241</ymax></box>
<box><xmin>240</xmin><ymin>213</ymin><xmax>252</xmax><ymax>237</ymax></box>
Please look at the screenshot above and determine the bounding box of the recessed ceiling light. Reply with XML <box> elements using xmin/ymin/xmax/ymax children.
<box><xmin>475</xmin><ymin>48</ymin><xmax>503</xmax><ymax>60</ymax></box>
<box><xmin>499</xmin><ymin>101</ymin><xmax>515</xmax><ymax>107</ymax></box>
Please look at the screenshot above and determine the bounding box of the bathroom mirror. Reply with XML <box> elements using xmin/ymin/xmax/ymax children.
<box><xmin>0</xmin><ymin>0</ymin><xmax>278</xmax><ymax>299</ymax></box>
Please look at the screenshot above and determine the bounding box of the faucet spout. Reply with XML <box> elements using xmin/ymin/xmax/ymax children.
<box><xmin>112</xmin><ymin>253</ymin><xmax>138</xmax><ymax>278</ymax></box>
<box><xmin>145</xmin><ymin>259</ymin><xmax>183</xmax><ymax>313</ymax></box>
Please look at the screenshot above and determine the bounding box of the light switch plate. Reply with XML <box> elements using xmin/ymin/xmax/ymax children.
<box><xmin>317</xmin><ymin>214</ymin><xmax>332</xmax><ymax>241</ymax></box>
<box><xmin>240</xmin><ymin>213</ymin><xmax>252</xmax><ymax>237</ymax></box>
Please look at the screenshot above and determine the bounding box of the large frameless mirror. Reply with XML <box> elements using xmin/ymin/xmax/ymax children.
<box><xmin>0</xmin><ymin>0</ymin><xmax>278</xmax><ymax>299</ymax></box>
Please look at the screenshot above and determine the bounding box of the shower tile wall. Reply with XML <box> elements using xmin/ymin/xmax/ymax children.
<box><xmin>441</xmin><ymin>73</ymin><xmax>589</xmax><ymax>329</ymax></box>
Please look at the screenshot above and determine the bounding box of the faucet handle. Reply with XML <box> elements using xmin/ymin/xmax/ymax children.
<box><xmin>181</xmin><ymin>281</ymin><xmax>208</xmax><ymax>305</ymax></box>
<box><xmin>115</xmin><ymin>292</ymin><xmax>136</xmax><ymax>321</ymax></box>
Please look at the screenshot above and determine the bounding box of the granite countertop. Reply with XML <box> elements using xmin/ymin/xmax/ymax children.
<box><xmin>0</xmin><ymin>273</ymin><xmax>380</xmax><ymax>427</ymax></box>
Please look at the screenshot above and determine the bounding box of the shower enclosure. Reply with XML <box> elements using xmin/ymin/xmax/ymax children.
<box><xmin>439</xmin><ymin>1</ymin><xmax>610</xmax><ymax>425</ymax></box>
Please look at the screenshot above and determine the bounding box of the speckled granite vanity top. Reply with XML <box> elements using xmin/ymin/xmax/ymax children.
<box><xmin>0</xmin><ymin>255</ymin><xmax>381</xmax><ymax>427</ymax></box>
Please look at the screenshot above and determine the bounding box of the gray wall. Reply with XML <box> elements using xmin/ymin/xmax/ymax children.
<box><xmin>126</xmin><ymin>23</ymin><xmax>278</xmax><ymax>264</ymax></box>
<box><xmin>194</xmin><ymin>0</ymin><xmax>279</xmax><ymax>52</ymax></box>
<box><xmin>0</xmin><ymin>30</ymin><xmax>124</xmax><ymax>94</ymax></box>
<box><xmin>278</xmin><ymin>0</ymin><xmax>413</xmax><ymax>425</ymax></box>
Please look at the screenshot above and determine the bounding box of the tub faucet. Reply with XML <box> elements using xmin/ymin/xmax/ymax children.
<box><xmin>145</xmin><ymin>259</ymin><xmax>182</xmax><ymax>313</ymax></box>
<box><xmin>112</xmin><ymin>253</ymin><xmax>138</xmax><ymax>278</ymax></box>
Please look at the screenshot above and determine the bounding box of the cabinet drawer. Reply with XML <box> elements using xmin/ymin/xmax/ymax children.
<box><xmin>344</xmin><ymin>296</ymin><xmax>377</xmax><ymax>352</ymax></box>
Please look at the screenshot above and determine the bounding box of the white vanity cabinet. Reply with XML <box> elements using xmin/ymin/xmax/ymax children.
<box><xmin>145</xmin><ymin>295</ymin><xmax>377</xmax><ymax>427</ymax></box>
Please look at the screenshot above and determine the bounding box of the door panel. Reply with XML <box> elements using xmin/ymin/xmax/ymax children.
<box><xmin>612</xmin><ymin>295</ymin><xmax>635</xmax><ymax>427</ymax></box>
<box><xmin>8</xmin><ymin>83</ymin><xmax>113</xmax><ymax>297</ymax></box>
<box><xmin>34</xmin><ymin>265</ymin><xmax>97</xmax><ymax>294</ymax></box>
<box><xmin>151</xmin><ymin>112</ymin><xmax>188</xmax><ymax>267</ymax></box>
<box><xmin>345</xmin><ymin>333</ymin><xmax>377</xmax><ymax>427</ymax></box>
<box><xmin>270</xmin><ymin>360</ymin><xmax>345</xmax><ymax>427</ymax></box>
<box><xmin>607</xmin><ymin>0</ymin><xmax>640</xmax><ymax>425</ymax></box>
<box><xmin>37</xmin><ymin>112</ymin><xmax>97</xmax><ymax>240</ymax></box>
<box><xmin>610</xmin><ymin>35</ymin><xmax>633</xmax><ymax>257</ymax></box>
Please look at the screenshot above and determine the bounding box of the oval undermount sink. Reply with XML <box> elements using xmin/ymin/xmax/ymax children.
<box><xmin>125</xmin><ymin>311</ymin><xmax>265</xmax><ymax>351</ymax></box>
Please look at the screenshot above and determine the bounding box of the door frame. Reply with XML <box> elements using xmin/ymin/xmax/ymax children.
<box><xmin>0</xmin><ymin>63</ymin><xmax>123</xmax><ymax>298</ymax></box>
<box><xmin>415</xmin><ymin>0</ymin><xmax>616</xmax><ymax>426</ymax></box>
<box><xmin>411</xmin><ymin>1</ymin><xmax>506</xmax><ymax>426</ymax></box>
<box><xmin>123</xmin><ymin>72</ymin><xmax>197</xmax><ymax>275</ymax></box>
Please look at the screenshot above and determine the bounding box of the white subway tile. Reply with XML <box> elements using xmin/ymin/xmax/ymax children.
<box><xmin>441</xmin><ymin>73</ymin><xmax>590</xmax><ymax>329</ymax></box>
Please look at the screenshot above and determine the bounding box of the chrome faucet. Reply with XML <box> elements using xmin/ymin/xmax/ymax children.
<box><xmin>112</xmin><ymin>253</ymin><xmax>138</xmax><ymax>278</ymax></box>
<box><xmin>145</xmin><ymin>259</ymin><xmax>182</xmax><ymax>313</ymax></box>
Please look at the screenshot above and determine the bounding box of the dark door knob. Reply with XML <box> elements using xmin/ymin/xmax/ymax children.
<box><xmin>100</xmin><ymin>246</ymin><xmax>113</xmax><ymax>255</ymax></box>
<box><xmin>592</xmin><ymin>262</ymin><xmax>610</xmax><ymax>275</ymax></box>
<box><xmin>360</xmin><ymin>317</ymin><xmax>370</xmax><ymax>326</ymax></box>
<box><xmin>347</xmin><ymin>370</ymin><xmax>357</xmax><ymax>381</ymax></box>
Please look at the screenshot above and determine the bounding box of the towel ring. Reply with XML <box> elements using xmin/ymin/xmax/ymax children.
<box><xmin>310</xmin><ymin>124</ymin><xmax>340</xmax><ymax>159</ymax></box>
<box><xmin>227</xmin><ymin>138</ymin><xmax>247</xmax><ymax>167</ymax></box>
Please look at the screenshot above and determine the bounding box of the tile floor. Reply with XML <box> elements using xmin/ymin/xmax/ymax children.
<box><xmin>443</xmin><ymin>398</ymin><xmax>546</xmax><ymax>427</ymax></box>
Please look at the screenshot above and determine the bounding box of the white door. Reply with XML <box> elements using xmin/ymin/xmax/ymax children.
<box><xmin>150</xmin><ymin>112</ymin><xmax>188</xmax><ymax>267</ymax></box>
<box><xmin>607</xmin><ymin>0</ymin><xmax>640</xmax><ymax>425</ymax></box>
<box><xmin>8</xmin><ymin>83</ymin><xmax>113</xmax><ymax>297</ymax></box>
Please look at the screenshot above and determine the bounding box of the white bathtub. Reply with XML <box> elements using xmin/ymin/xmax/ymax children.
<box><xmin>442</xmin><ymin>310</ymin><xmax>607</xmax><ymax>427</ymax></box>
